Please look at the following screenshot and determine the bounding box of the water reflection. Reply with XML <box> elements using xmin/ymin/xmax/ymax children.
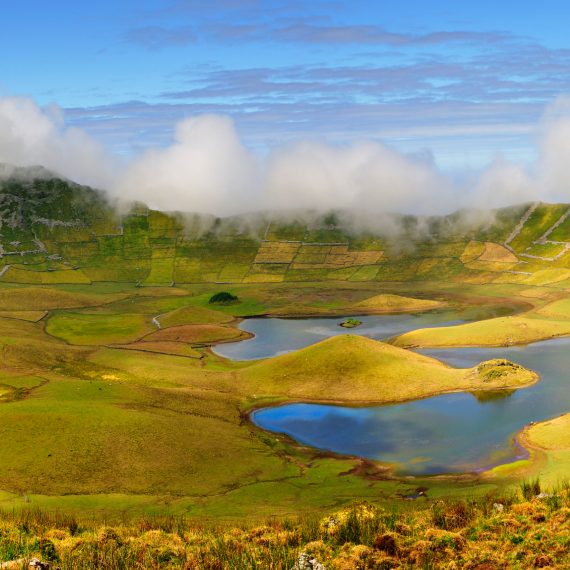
<box><xmin>252</xmin><ymin>337</ymin><xmax>570</xmax><ymax>475</ymax></box>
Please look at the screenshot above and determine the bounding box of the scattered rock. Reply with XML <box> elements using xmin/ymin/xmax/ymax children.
<box><xmin>291</xmin><ymin>552</ymin><xmax>327</xmax><ymax>570</ymax></box>
<box><xmin>28</xmin><ymin>559</ymin><xmax>51</xmax><ymax>570</ymax></box>
<box><xmin>324</xmin><ymin>517</ymin><xmax>340</xmax><ymax>528</ymax></box>
<box><xmin>535</xmin><ymin>493</ymin><xmax>555</xmax><ymax>500</ymax></box>
<box><xmin>493</xmin><ymin>503</ymin><xmax>504</xmax><ymax>514</ymax></box>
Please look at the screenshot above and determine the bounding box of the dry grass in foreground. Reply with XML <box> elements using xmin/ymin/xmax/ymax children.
<box><xmin>1</xmin><ymin>479</ymin><xmax>569</xmax><ymax>569</ymax></box>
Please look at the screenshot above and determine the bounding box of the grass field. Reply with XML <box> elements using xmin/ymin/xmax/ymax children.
<box><xmin>0</xmin><ymin>278</ymin><xmax>561</xmax><ymax>523</ymax></box>
<box><xmin>6</xmin><ymin>485</ymin><xmax>570</xmax><ymax>569</ymax></box>
<box><xmin>156</xmin><ymin>305</ymin><xmax>235</xmax><ymax>328</ymax></box>
<box><xmin>46</xmin><ymin>312</ymin><xmax>156</xmax><ymax>345</ymax></box>
<box><xmin>144</xmin><ymin>324</ymin><xmax>248</xmax><ymax>345</ymax></box>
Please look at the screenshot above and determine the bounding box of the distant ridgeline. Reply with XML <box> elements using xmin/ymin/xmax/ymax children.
<box><xmin>1</xmin><ymin>170</ymin><xmax>570</xmax><ymax>287</ymax></box>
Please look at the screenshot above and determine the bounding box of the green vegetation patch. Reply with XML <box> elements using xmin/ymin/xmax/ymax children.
<box><xmin>82</xmin><ymin>268</ymin><xmax>119</xmax><ymax>282</ymax></box>
<box><xmin>325</xmin><ymin>266</ymin><xmax>359</xmax><ymax>280</ymax></box>
<box><xmin>40</xmin><ymin>269</ymin><xmax>91</xmax><ymax>285</ymax></box>
<box><xmin>283</xmin><ymin>268</ymin><xmax>328</xmax><ymax>282</ymax></box>
<box><xmin>217</xmin><ymin>264</ymin><xmax>251</xmax><ymax>281</ymax></box>
<box><xmin>340</xmin><ymin>318</ymin><xmax>361</xmax><ymax>328</ymax></box>
<box><xmin>0</xmin><ymin>287</ymin><xmax>110</xmax><ymax>310</ymax></box>
<box><xmin>209</xmin><ymin>291</ymin><xmax>238</xmax><ymax>304</ymax></box>
<box><xmin>0</xmin><ymin>378</ymin><xmax>291</xmax><ymax>496</ymax></box>
<box><xmin>47</xmin><ymin>313</ymin><xmax>155</xmax><ymax>345</ymax></box>
<box><xmin>173</xmin><ymin>258</ymin><xmax>204</xmax><ymax>283</ymax></box>
<box><xmin>521</xmin><ymin>268</ymin><xmax>570</xmax><ymax>285</ymax></box>
<box><xmin>142</xmin><ymin>258</ymin><xmax>174</xmax><ymax>285</ymax></box>
<box><xmin>510</xmin><ymin>203</ymin><xmax>569</xmax><ymax>252</ymax></box>
<box><xmin>0</xmin><ymin>267</ymin><xmax>42</xmax><ymax>284</ymax></box>
<box><xmin>158</xmin><ymin>306</ymin><xmax>234</xmax><ymax>328</ymax></box>
<box><xmin>348</xmin><ymin>265</ymin><xmax>381</xmax><ymax>281</ymax></box>
<box><xmin>451</xmin><ymin>267</ymin><xmax>500</xmax><ymax>284</ymax></box>
<box><xmin>523</xmin><ymin>242</ymin><xmax>568</xmax><ymax>258</ymax></box>
<box><xmin>481</xmin><ymin>202</ymin><xmax>534</xmax><ymax>243</ymax></box>
<box><xmin>375</xmin><ymin>260</ymin><xmax>422</xmax><ymax>281</ymax></box>
<box><xmin>537</xmin><ymin>298</ymin><xmax>570</xmax><ymax>319</ymax></box>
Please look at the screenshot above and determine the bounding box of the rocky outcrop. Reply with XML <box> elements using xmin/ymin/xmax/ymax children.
<box><xmin>292</xmin><ymin>552</ymin><xmax>327</xmax><ymax>570</ymax></box>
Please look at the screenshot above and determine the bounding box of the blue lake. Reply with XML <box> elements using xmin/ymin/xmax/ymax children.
<box><xmin>213</xmin><ymin>304</ymin><xmax>518</xmax><ymax>361</ymax></box>
<box><xmin>251</xmin><ymin>338</ymin><xmax>570</xmax><ymax>474</ymax></box>
<box><xmin>212</xmin><ymin>302</ymin><xmax>564</xmax><ymax>475</ymax></box>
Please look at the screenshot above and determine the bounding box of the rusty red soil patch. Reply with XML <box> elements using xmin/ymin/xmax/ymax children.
<box><xmin>143</xmin><ymin>324</ymin><xmax>249</xmax><ymax>345</ymax></box>
<box><xmin>108</xmin><ymin>341</ymin><xmax>204</xmax><ymax>358</ymax></box>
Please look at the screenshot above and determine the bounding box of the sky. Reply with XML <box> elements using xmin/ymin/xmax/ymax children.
<box><xmin>1</xmin><ymin>0</ymin><xmax>570</xmax><ymax>215</ymax></box>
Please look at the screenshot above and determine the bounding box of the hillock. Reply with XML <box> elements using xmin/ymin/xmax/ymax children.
<box><xmin>350</xmin><ymin>293</ymin><xmax>443</xmax><ymax>312</ymax></box>
<box><xmin>237</xmin><ymin>335</ymin><xmax>537</xmax><ymax>401</ymax></box>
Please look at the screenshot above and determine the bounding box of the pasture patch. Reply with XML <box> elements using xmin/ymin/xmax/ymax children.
<box><xmin>47</xmin><ymin>313</ymin><xmax>154</xmax><ymax>345</ymax></box>
<box><xmin>144</xmin><ymin>324</ymin><xmax>247</xmax><ymax>345</ymax></box>
<box><xmin>157</xmin><ymin>305</ymin><xmax>234</xmax><ymax>328</ymax></box>
<box><xmin>109</xmin><ymin>341</ymin><xmax>203</xmax><ymax>358</ymax></box>
<box><xmin>476</xmin><ymin>242</ymin><xmax>519</xmax><ymax>263</ymax></box>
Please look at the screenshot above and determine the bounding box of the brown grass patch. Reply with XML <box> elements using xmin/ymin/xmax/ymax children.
<box><xmin>477</xmin><ymin>242</ymin><xmax>519</xmax><ymax>263</ymax></box>
<box><xmin>144</xmin><ymin>324</ymin><xmax>247</xmax><ymax>345</ymax></box>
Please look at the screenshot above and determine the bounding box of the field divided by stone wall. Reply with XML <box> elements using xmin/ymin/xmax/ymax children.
<box><xmin>6</xmin><ymin>176</ymin><xmax>570</xmax><ymax>287</ymax></box>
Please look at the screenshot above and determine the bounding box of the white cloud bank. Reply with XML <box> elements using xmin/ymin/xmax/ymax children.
<box><xmin>2</xmin><ymin>93</ymin><xmax>570</xmax><ymax>216</ymax></box>
<box><xmin>0</xmin><ymin>95</ymin><xmax>118</xmax><ymax>189</ymax></box>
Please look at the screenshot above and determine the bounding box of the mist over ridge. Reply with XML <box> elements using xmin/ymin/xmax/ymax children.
<box><xmin>2</xmin><ymin>93</ymin><xmax>570</xmax><ymax>219</ymax></box>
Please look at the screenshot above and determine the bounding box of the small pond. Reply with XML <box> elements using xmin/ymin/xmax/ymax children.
<box><xmin>251</xmin><ymin>338</ymin><xmax>570</xmax><ymax>475</ymax></box>
<box><xmin>213</xmin><ymin>303</ymin><xmax>519</xmax><ymax>361</ymax></box>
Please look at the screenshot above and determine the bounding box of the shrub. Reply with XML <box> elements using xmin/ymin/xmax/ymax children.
<box><xmin>209</xmin><ymin>291</ymin><xmax>238</xmax><ymax>304</ymax></box>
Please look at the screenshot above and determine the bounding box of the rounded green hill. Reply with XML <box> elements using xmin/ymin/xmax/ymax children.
<box><xmin>238</xmin><ymin>335</ymin><xmax>537</xmax><ymax>402</ymax></box>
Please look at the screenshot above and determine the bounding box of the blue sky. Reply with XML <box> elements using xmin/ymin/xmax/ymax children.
<box><xmin>2</xmin><ymin>0</ymin><xmax>570</xmax><ymax>172</ymax></box>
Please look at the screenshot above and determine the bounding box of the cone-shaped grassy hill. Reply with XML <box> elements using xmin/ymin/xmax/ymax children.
<box><xmin>350</xmin><ymin>293</ymin><xmax>443</xmax><ymax>312</ymax></box>
<box><xmin>238</xmin><ymin>335</ymin><xmax>537</xmax><ymax>402</ymax></box>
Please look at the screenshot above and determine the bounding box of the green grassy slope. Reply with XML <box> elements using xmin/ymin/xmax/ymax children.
<box><xmin>238</xmin><ymin>335</ymin><xmax>536</xmax><ymax>401</ymax></box>
<box><xmin>4</xmin><ymin>171</ymin><xmax>570</xmax><ymax>288</ymax></box>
